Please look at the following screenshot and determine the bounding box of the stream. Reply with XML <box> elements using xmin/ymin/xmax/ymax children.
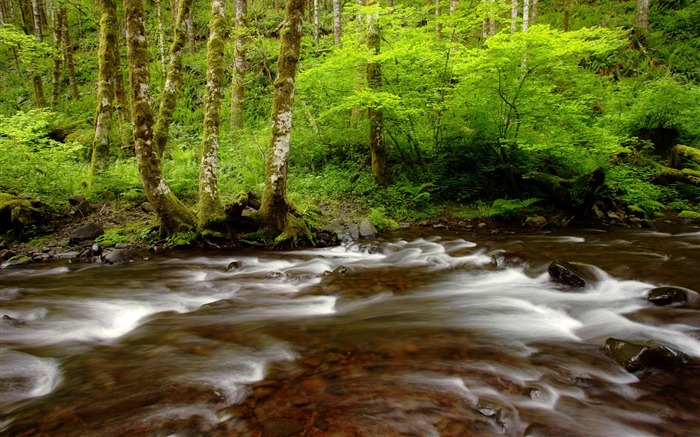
<box><xmin>1</xmin><ymin>226</ymin><xmax>699</xmax><ymax>436</ymax></box>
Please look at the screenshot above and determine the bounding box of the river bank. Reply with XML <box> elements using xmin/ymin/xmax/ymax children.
<box><xmin>2</xmin><ymin>193</ymin><xmax>697</xmax><ymax>269</ymax></box>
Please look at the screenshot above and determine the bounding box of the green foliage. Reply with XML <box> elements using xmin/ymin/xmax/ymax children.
<box><xmin>0</xmin><ymin>25</ymin><xmax>57</xmax><ymax>73</ymax></box>
<box><xmin>0</xmin><ymin>110</ymin><xmax>87</xmax><ymax>201</ymax></box>
<box><xmin>368</xmin><ymin>207</ymin><xmax>400</xmax><ymax>230</ymax></box>
<box><xmin>617</xmin><ymin>77</ymin><xmax>700</xmax><ymax>144</ymax></box>
<box><xmin>606</xmin><ymin>163</ymin><xmax>665</xmax><ymax>214</ymax></box>
<box><xmin>166</xmin><ymin>229</ymin><xmax>199</xmax><ymax>247</ymax></box>
<box><xmin>455</xmin><ymin>198</ymin><xmax>540</xmax><ymax>220</ymax></box>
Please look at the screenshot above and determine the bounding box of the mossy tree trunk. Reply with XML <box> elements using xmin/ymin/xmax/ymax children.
<box><xmin>259</xmin><ymin>0</ymin><xmax>305</xmax><ymax>235</ymax></box>
<box><xmin>124</xmin><ymin>0</ymin><xmax>196</xmax><ymax>235</ymax></box>
<box><xmin>671</xmin><ymin>145</ymin><xmax>700</xmax><ymax>168</ymax></box>
<box><xmin>230</xmin><ymin>0</ymin><xmax>247</xmax><ymax>132</ymax></box>
<box><xmin>61</xmin><ymin>7</ymin><xmax>79</xmax><ymax>99</ymax></box>
<box><xmin>90</xmin><ymin>0</ymin><xmax>119</xmax><ymax>177</ymax></box>
<box><xmin>154</xmin><ymin>0</ymin><xmax>193</xmax><ymax>158</ymax></box>
<box><xmin>367</xmin><ymin>1</ymin><xmax>389</xmax><ymax>187</ymax></box>
<box><xmin>197</xmin><ymin>0</ymin><xmax>227</xmax><ymax>231</ymax></box>
<box><xmin>112</xmin><ymin>35</ymin><xmax>130</xmax><ymax>124</ymax></box>
<box><xmin>20</xmin><ymin>0</ymin><xmax>45</xmax><ymax>107</ymax></box>
<box><xmin>50</xmin><ymin>4</ymin><xmax>63</xmax><ymax>111</ymax></box>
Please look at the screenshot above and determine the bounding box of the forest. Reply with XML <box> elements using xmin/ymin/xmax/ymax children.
<box><xmin>1</xmin><ymin>0</ymin><xmax>699</xmax><ymax>248</ymax></box>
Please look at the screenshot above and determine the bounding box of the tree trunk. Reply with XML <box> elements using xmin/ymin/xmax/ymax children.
<box><xmin>91</xmin><ymin>0</ymin><xmax>119</xmax><ymax>177</ymax></box>
<box><xmin>50</xmin><ymin>4</ymin><xmax>63</xmax><ymax>110</ymax></box>
<box><xmin>154</xmin><ymin>0</ymin><xmax>193</xmax><ymax>158</ymax></box>
<box><xmin>511</xmin><ymin>0</ymin><xmax>517</xmax><ymax>35</ymax></box>
<box><xmin>367</xmin><ymin>1</ymin><xmax>388</xmax><ymax>186</ymax></box>
<box><xmin>230</xmin><ymin>0</ymin><xmax>247</xmax><ymax>132</ymax></box>
<box><xmin>155</xmin><ymin>0</ymin><xmax>167</xmax><ymax>79</ymax></box>
<box><xmin>531</xmin><ymin>0</ymin><xmax>537</xmax><ymax>25</ymax></box>
<box><xmin>670</xmin><ymin>145</ymin><xmax>700</xmax><ymax>168</ymax></box>
<box><xmin>313</xmin><ymin>0</ymin><xmax>319</xmax><ymax>45</ymax></box>
<box><xmin>332</xmin><ymin>0</ymin><xmax>341</xmax><ymax>45</ymax></box>
<box><xmin>186</xmin><ymin>11</ymin><xmax>195</xmax><ymax>52</ymax></box>
<box><xmin>197</xmin><ymin>0</ymin><xmax>227</xmax><ymax>231</ymax></box>
<box><xmin>435</xmin><ymin>0</ymin><xmax>441</xmax><ymax>39</ymax></box>
<box><xmin>259</xmin><ymin>0</ymin><xmax>305</xmax><ymax>235</ymax></box>
<box><xmin>112</xmin><ymin>34</ymin><xmax>130</xmax><ymax>123</ymax></box>
<box><xmin>634</xmin><ymin>0</ymin><xmax>649</xmax><ymax>33</ymax></box>
<box><xmin>123</xmin><ymin>0</ymin><xmax>196</xmax><ymax>235</ymax></box>
<box><xmin>526</xmin><ymin>168</ymin><xmax>605</xmax><ymax>215</ymax></box>
<box><xmin>61</xmin><ymin>7</ymin><xmax>79</xmax><ymax>99</ymax></box>
<box><xmin>522</xmin><ymin>0</ymin><xmax>529</xmax><ymax>32</ymax></box>
<box><xmin>22</xmin><ymin>0</ymin><xmax>45</xmax><ymax>107</ymax></box>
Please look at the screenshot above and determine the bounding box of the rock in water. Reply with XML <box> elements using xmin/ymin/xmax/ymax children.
<box><xmin>548</xmin><ymin>260</ymin><xmax>597</xmax><ymax>288</ymax></box>
<box><xmin>646</xmin><ymin>286</ymin><xmax>693</xmax><ymax>306</ymax></box>
<box><xmin>70</xmin><ymin>223</ymin><xmax>104</xmax><ymax>243</ymax></box>
<box><xmin>103</xmin><ymin>249</ymin><xmax>141</xmax><ymax>264</ymax></box>
<box><xmin>604</xmin><ymin>338</ymin><xmax>691</xmax><ymax>372</ymax></box>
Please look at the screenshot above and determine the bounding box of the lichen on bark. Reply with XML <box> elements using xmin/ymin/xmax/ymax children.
<box><xmin>230</xmin><ymin>0</ymin><xmax>248</xmax><ymax>132</ymax></box>
<box><xmin>124</xmin><ymin>0</ymin><xmax>195</xmax><ymax>236</ymax></box>
<box><xmin>90</xmin><ymin>0</ymin><xmax>119</xmax><ymax>177</ymax></box>
<box><xmin>197</xmin><ymin>0</ymin><xmax>227</xmax><ymax>231</ymax></box>
<box><xmin>154</xmin><ymin>0</ymin><xmax>193</xmax><ymax>158</ymax></box>
<box><xmin>259</xmin><ymin>0</ymin><xmax>306</xmax><ymax>237</ymax></box>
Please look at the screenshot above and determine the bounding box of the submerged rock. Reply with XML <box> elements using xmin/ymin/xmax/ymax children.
<box><xmin>646</xmin><ymin>286</ymin><xmax>694</xmax><ymax>306</ymax></box>
<box><xmin>548</xmin><ymin>260</ymin><xmax>597</xmax><ymax>288</ymax></box>
<box><xmin>604</xmin><ymin>338</ymin><xmax>691</xmax><ymax>372</ymax></box>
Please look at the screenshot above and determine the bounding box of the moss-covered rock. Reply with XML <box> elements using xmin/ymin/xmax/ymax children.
<box><xmin>678</xmin><ymin>210</ymin><xmax>700</xmax><ymax>222</ymax></box>
<box><xmin>0</xmin><ymin>193</ymin><xmax>56</xmax><ymax>241</ymax></box>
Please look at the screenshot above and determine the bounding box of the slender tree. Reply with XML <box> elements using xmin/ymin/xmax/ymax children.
<box><xmin>198</xmin><ymin>0</ymin><xmax>227</xmax><ymax>230</ymax></box>
<box><xmin>366</xmin><ymin>0</ymin><xmax>388</xmax><ymax>186</ymax></box>
<box><xmin>634</xmin><ymin>0</ymin><xmax>649</xmax><ymax>33</ymax></box>
<box><xmin>230</xmin><ymin>0</ymin><xmax>247</xmax><ymax>131</ymax></box>
<box><xmin>332</xmin><ymin>0</ymin><xmax>341</xmax><ymax>44</ymax></box>
<box><xmin>50</xmin><ymin>4</ymin><xmax>63</xmax><ymax>110</ymax></box>
<box><xmin>154</xmin><ymin>0</ymin><xmax>194</xmax><ymax>158</ymax></box>
<box><xmin>21</xmin><ymin>0</ymin><xmax>45</xmax><ymax>107</ymax></box>
<box><xmin>60</xmin><ymin>7</ymin><xmax>79</xmax><ymax>99</ymax></box>
<box><xmin>259</xmin><ymin>0</ymin><xmax>306</xmax><ymax>236</ymax></box>
<box><xmin>155</xmin><ymin>0</ymin><xmax>167</xmax><ymax>77</ymax></box>
<box><xmin>90</xmin><ymin>0</ymin><xmax>119</xmax><ymax>176</ymax></box>
<box><xmin>123</xmin><ymin>0</ymin><xmax>196</xmax><ymax>235</ymax></box>
<box><xmin>311</xmin><ymin>0</ymin><xmax>318</xmax><ymax>45</ymax></box>
<box><xmin>511</xmin><ymin>0</ymin><xmax>517</xmax><ymax>35</ymax></box>
<box><xmin>522</xmin><ymin>0</ymin><xmax>529</xmax><ymax>32</ymax></box>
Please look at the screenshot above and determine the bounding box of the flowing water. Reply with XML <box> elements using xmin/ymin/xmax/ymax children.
<box><xmin>1</xmin><ymin>226</ymin><xmax>699</xmax><ymax>436</ymax></box>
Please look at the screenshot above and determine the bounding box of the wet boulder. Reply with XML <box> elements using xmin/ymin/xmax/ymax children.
<box><xmin>103</xmin><ymin>249</ymin><xmax>141</xmax><ymax>264</ymax></box>
<box><xmin>646</xmin><ymin>286</ymin><xmax>694</xmax><ymax>306</ymax></box>
<box><xmin>359</xmin><ymin>220</ymin><xmax>377</xmax><ymax>238</ymax></box>
<box><xmin>604</xmin><ymin>338</ymin><xmax>691</xmax><ymax>372</ymax></box>
<box><xmin>491</xmin><ymin>250</ymin><xmax>528</xmax><ymax>268</ymax></box>
<box><xmin>1</xmin><ymin>255</ymin><xmax>32</xmax><ymax>268</ymax></box>
<box><xmin>548</xmin><ymin>260</ymin><xmax>597</xmax><ymax>288</ymax></box>
<box><xmin>69</xmin><ymin>222</ymin><xmax>104</xmax><ymax>243</ymax></box>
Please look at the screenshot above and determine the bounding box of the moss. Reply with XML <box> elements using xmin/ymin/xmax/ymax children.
<box><xmin>678</xmin><ymin>210</ymin><xmax>700</xmax><ymax>222</ymax></box>
<box><xmin>0</xmin><ymin>193</ymin><xmax>56</xmax><ymax>241</ymax></box>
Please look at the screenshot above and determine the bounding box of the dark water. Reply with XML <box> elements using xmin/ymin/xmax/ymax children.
<box><xmin>1</xmin><ymin>226</ymin><xmax>699</xmax><ymax>436</ymax></box>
